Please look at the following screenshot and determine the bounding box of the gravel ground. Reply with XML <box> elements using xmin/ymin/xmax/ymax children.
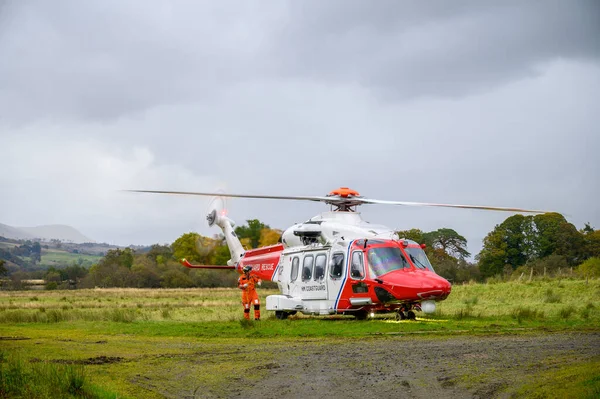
<box><xmin>227</xmin><ymin>332</ymin><xmax>600</xmax><ymax>399</ymax></box>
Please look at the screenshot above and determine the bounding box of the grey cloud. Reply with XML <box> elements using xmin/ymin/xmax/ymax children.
<box><xmin>274</xmin><ymin>0</ymin><xmax>600</xmax><ymax>100</ymax></box>
<box><xmin>1</xmin><ymin>1</ymin><xmax>599</xmax><ymax>126</ymax></box>
<box><xmin>0</xmin><ymin>0</ymin><xmax>278</xmax><ymax>123</ymax></box>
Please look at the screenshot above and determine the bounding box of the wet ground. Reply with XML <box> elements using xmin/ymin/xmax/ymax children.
<box><xmin>225</xmin><ymin>332</ymin><xmax>599</xmax><ymax>399</ymax></box>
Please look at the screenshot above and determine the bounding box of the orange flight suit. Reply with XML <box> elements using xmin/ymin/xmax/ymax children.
<box><xmin>238</xmin><ymin>272</ymin><xmax>261</xmax><ymax>320</ymax></box>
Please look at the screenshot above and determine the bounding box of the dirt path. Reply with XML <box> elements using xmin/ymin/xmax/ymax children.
<box><xmin>228</xmin><ymin>332</ymin><xmax>599</xmax><ymax>399</ymax></box>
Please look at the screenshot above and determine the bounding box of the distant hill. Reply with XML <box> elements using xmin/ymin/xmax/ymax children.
<box><xmin>0</xmin><ymin>223</ymin><xmax>34</xmax><ymax>240</ymax></box>
<box><xmin>0</xmin><ymin>223</ymin><xmax>93</xmax><ymax>243</ymax></box>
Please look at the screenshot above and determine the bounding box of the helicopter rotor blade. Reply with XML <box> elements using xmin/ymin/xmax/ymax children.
<box><xmin>124</xmin><ymin>189</ymin><xmax>549</xmax><ymax>214</ymax></box>
<box><xmin>124</xmin><ymin>189</ymin><xmax>330</xmax><ymax>202</ymax></box>
<box><xmin>358</xmin><ymin>198</ymin><xmax>548</xmax><ymax>214</ymax></box>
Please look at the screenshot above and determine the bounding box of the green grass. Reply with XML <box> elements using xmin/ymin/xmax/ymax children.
<box><xmin>514</xmin><ymin>360</ymin><xmax>600</xmax><ymax>399</ymax></box>
<box><xmin>40</xmin><ymin>250</ymin><xmax>102</xmax><ymax>267</ymax></box>
<box><xmin>0</xmin><ymin>350</ymin><xmax>118</xmax><ymax>398</ymax></box>
<box><xmin>0</xmin><ymin>279</ymin><xmax>598</xmax><ymax>397</ymax></box>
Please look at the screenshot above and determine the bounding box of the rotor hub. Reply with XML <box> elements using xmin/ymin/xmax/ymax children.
<box><xmin>328</xmin><ymin>187</ymin><xmax>360</xmax><ymax>198</ymax></box>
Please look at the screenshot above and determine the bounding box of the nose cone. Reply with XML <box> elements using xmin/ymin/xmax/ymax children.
<box><xmin>432</xmin><ymin>274</ymin><xmax>452</xmax><ymax>299</ymax></box>
<box><xmin>379</xmin><ymin>270</ymin><xmax>451</xmax><ymax>301</ymax></box>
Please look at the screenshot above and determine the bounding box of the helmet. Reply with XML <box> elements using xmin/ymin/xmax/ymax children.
<box><xmin>243</xmin><ymin>265</ymin><xmax>252</xmax><ymax>273</ymax></box>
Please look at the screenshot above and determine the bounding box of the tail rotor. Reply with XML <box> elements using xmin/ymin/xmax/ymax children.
<box><xmin>206</xmin><ymin>194</ymin><xmax>229</xmax><ymax>228</ymax></box>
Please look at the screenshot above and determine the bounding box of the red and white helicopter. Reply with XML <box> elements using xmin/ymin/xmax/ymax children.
<box><xmin>129</xmin><ymin>187</ymin><xmax>545</xmax><ymax>320</ymax></box>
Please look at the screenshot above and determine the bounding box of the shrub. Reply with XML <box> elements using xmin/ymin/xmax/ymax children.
<box><xmin>576</xmin><ymin>257</ymin><xmax>600</xmax><ymax>278</ymax></box>
<box><xmin>46</xmin><ymin>282</ymin><xmax>58</xmax><ymax>290</ymax></box>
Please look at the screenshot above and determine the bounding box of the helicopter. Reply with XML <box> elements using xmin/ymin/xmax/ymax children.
<box><xmin>128</xmin><ymin>187</ymin><xmax>546</xmax><ymax>320</ymax></box>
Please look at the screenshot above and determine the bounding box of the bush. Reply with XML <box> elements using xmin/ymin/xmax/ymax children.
<box><xmin>576</xmin><ymin>257</ymin><xmax>600</xmax><ymax>278</ymax></box>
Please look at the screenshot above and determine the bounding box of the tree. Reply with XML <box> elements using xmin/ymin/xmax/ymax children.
<box><xmin>532</xmin><ymin>213</ymin><xmax>584</xmax><ymax>265</ymax></box>
<box><xmin>397</xmin><ymin>228</ymin><xmax>473</xmax><ymax>282</ymax></box>
<box><xmin>235</xmin><ymin>219</ymin><xmax>269</xmax><ymax>249</ymax></box>
<box><xmin>478</xmin><ymin>213</ymin><xmax>587</xmax><ymax>278</ymax></box>
<box><xmin>0</xmin><ymin>259</ymin><xmax>6</xmax><ymax>276</ymax></box>
<box><xmin>212</xmin><ymin>245</ymin><xmax>231</xmax><ymax>265</ymax></box>
<box><xmin>423</xmin><ymin>228</ymin><xmax>470</xmax><ymax>259</ymax></box>
<box><xmin>583</xmin><ymin>229</ymin><xmax>600</xmax><ymax>259</ymax></box>
<box><xmin>102</xmin><ymin>248</ymin><xmax>134</xmax><ymax>269</ymax></box>
<box><xmin>31</xmin><ymin>242</ymin><xmax>42</xmax><ymax>263</ymax></box>
<box><xmin>582</xmin><ymin>223</ymin><xmax>594</xmax><ymax>235</ymax></box>
<box><xmin>146</xmin><ymin>244</ymin><xmax>173</xmax><ymax>263</ymax></box>
<box><xmin>171</xmin><ymin>233</ymin><xmax>219</xmax><ymax>264</ymax></box>
<box><xmin>259</xmin><ymin>228</ymin><xmax>282</xmax><ymax>247</ymax></box>
<box><xmin>396</xmin><ymin>229</ymin><xmax>426</xmax><ymax>244</ymax></box>
<box><xmin>477</xmin><ymin>214</ymin><xmax>530</xmax><ymax>278</ymax></box>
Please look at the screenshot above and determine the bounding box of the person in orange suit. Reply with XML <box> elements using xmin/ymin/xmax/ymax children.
<box><xmin>238</xmin><ymin>265</ymin><xmax>262</xmax><ymax>320</ymax></box>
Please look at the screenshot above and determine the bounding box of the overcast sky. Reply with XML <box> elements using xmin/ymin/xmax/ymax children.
<box><xmin>1</xmin><ymin>0</ymin><xmax>599</xmax><ymax>258</ymax></box>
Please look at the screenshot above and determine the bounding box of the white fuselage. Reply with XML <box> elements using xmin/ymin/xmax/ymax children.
<box><xmin>280</xmin><ymin>211</ymin><xmax>399</xmax><ymax>248</ymax></box>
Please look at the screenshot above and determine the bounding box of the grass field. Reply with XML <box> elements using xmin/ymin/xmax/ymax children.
<box><xmin>1</xmin><ymin>279</ymin><xmax>599</xmax><ymax>398</ymax></box>
<box><xmin>40</xmin><ymin>249</ymin><xmax>103</xmax><ymax>267</ymax></box>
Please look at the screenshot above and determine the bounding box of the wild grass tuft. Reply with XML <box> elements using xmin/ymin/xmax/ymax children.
<box><xmin>462</xmin><ymin>296</ymin><xmax>479</xmax><ymax>306</ymax></box>
<box><xmin>559</xmin><ymin>305</ymin><xmax>576</xmax><ymax>320</ymax></box>
<box><xmin>108</xmin><ymin>309</ymin><xmax>136</xmax><ymax>323</ymax></box>
<box><xmin>161</xmin><ymin>308</ymin><xmax>172</xmax><ymax>319</ymax></box>
<box><xmin>0</xmin><ymin>351</ymin><xmax>115</xmax><ymax>399</ymax></box>
<box><xmin>512</xmin><ymin>306</ymin><xmax>545</xmax><ymax>323</ymax></box>
<box><xmin>239</xmin><ymin>318</ymin><xmax>254</xmax><ymax>329</ymax></box>
<box><xmin>454</xmin><ymin>307</ymin><xmax>474</xmax><ymax>320</ymax></box>
<box><xmin>543</xmin><ymin>289</ymin><xmax>562</xmax><ymax>304</ymax></box>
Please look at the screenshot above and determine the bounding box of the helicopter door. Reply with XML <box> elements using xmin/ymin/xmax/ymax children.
<box><xmin>348</xmin><ymin>250</ymin><xmax>371</xmax><ymax>306</ymax></box>
<box><xmin>293</xmin><ymin>253</ymin><xmax>327</xmax><ymax>300</ymax></box>
<box><xmin>326</xmin><ymin>251</ymin><xmax>346</xmax><ymax>306</ymax></box>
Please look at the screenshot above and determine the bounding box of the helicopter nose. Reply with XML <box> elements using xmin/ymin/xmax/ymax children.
<box><xmin>436</xmin><ymin>276</ymin><xmax>452</xmax><ymax>297</ymax></box>
<box><xmin>418</xmin><ymin>273</ymin><xmax>452</xmax><ymax>300</ymax></box>
<box><xmin>376</xmin><ymin>270</ymin><xmax>451</xmax><ymax>301</ymax></box>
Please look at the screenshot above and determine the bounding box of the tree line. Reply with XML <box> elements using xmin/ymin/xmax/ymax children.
<box><xmin>2</xmin><ymin>214</ymin><xmax>599</xmax><ymax>290</ymax></box>
<box><xmin>1</xmin><ymin>220</ymin><xmax>281</xmax><ymax>290</ymax></box>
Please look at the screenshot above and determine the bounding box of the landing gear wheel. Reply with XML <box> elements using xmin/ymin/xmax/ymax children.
<box><xmin>395</xmin><ymin>311</ymin><xmax>407</xmax><ymax>321</ymax></box>
<box><xmin>275</xmin><ymin>311</ymin><xmax>289</xmax><ymax>320</ymax></box>
<box><xmin>354</xmin><ymin>311</ymin><xmax>368</xmax><ymax>320</ymax></box>
<box><xmin>407</xmin><ymin>310</ymin><xmax>416</xmax><ymax>320</ymax></box>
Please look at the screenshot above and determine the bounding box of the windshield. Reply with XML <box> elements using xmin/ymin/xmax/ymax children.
<box><xmin>404</xmin><ymin>247</ymin><xmax>435</xmax><ymax>272</ymax></box>
<box><xmin>367</xmin><ymin>247</ymin><xmax>410</xmax><ymax>277</ymax></box>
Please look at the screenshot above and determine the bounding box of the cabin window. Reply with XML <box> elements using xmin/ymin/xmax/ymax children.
<box><xmin>350</xmin><ymin>251</ymin><xmax>365</xmax><ymax>279</ymax></box>
<box><xmin>290</xmin><ymin>257</ymin><xmax>299</xmax><ymax>282</ymax></box>
<box><xmin>329</xmin><ymin>252</ymin><xmax>345</xmax><ymax>279</ymax></box>
<box><xmin>314</xmin><ymin>254</ymin><xmax>326</xmax><ymax>281</ymax></box>
<box><xmin>302</xmin><ymin>255</ymin><xmax>313</xmax><ymax>281</ymax></box>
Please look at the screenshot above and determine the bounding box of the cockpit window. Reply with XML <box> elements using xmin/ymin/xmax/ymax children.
<box><xmin>367</xmin><ymin>247</ymin><xmax>409</xmax><ymax>277</ymax></box>
<box><xmin>404</xmin><ymin>247</ymin><xmax>435</xmax><ymax>272</ymax></box>
<box><xmin>350</xmin><ymin>251</ymin><xmax>365</xmax><ymax>279</ymax></box>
